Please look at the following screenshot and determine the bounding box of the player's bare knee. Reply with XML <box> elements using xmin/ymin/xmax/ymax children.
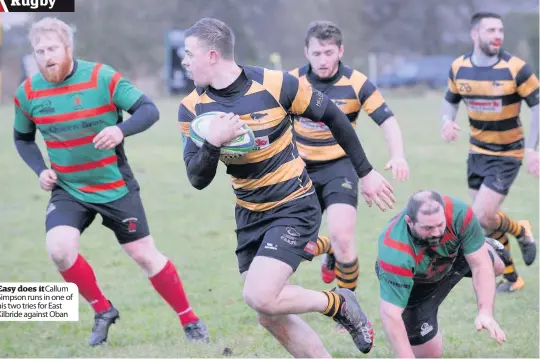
<box><xmin>420</xmin><ymin>347</ymin><xmax>443</xmax><ymax>358</ymax></box>
<box><xmin>330</xmin><ymin>228</ymin><xmax>356</xmax><ymax>262</ymax></box>
<box><xmin>45</xmin><ymin>226</ymin><xmax>79</xmax><ymax>270</ymax></box>
<box><xmin>473</xmin><ymin>207</ymin><xmax>497</xmax><ymax>230</ymax></box>
<box><xmin>257</xmin><ymin>313</ymin><xmax>281</xmax><ymax>329</ymax></box>
<box><xmin>414</xmin><ymin>339</ymin><xmax>443</xmax><ymax>358</ymax></box>
<box><xmin>243</xmin><ymin>288</ymin><xmax>279</xmax><ymax>315</ymax></box>
<box><xmin>122</xmin><ymin>235</ymin><xmax>166</xmax><ymax>275</ymax></box>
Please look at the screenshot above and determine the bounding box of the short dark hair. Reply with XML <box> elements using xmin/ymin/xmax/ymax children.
<box><xmin>305</xmin><ymin>20</ymin><xmax>343</xmax><ymax>47</ymax></box>
<box><xmin>185</xmin><ymin>18</ymin><xmax>235</xmax><ymax>60</ymax></box>
<box><xmin>406</xmin><ymin>190</ymin><xmax>445</xmax><ymax>223</ymax></box>
<box><xmin>471</xmin><ymin>12</ymin><xmax>502</xmax><ymax>27</ymax></box>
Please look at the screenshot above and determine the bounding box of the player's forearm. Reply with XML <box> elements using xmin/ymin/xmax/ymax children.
<box><xmin>118</xmin><ymin>95</ymin><xmax>159</xmax><ymax>137</ymax></box>
<box><xmin>471</xmin><ymin>263</ymin><xmax>496</xmax><ymax>316</ymax></box>
<box><xmin>440</xmin><ymin>100</ymin><xmax>459</xmax><ymax>123</ymax></box>
<box><xmin>319</xmin><ymin>101</ymin><xmax>373</xmax><ymax>178</ymax></box>
<box><xmin>380</xmin><ymin>117</ymin><xmax>405</xmax><ymax>159</ymax></box>
<box><xmin>13</xmin><ymin>130</ymin><xmax>48</xmax><ymax>177</ymax></box>
<box><xmin>525</xmin><ymin>104</ymin><xmax>539</xmax><ymax>150</ymax></box>
<box><xmin>380</xmin><ymin>310</ymin><xmax>415</xmax><ymax>358</ymax></box>
<box><xmin>184</xmin><ymin>140</ymin><xmax>221</xmax><ymax>190</ymax></box>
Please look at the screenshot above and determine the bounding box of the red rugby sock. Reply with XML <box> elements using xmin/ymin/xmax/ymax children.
<box><xmin>60</xmin><ymin>254</ymin><xmax>111</xmax><ymax>313</ymax></box>
<box><xmin>149</xmin><ymin>260</ymin><xmax>199</xmax><ymax>326</ymax></box>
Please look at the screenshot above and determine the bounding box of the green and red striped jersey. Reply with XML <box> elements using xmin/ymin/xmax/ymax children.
<box><xmin>14</xmin><ymin>60</ymin><xmax>143</xmax><ymax>203</ymax></box>
<box><xmin>376</xmin><ymin>196</ymin><xmax>485</xmax><ymax>308</ymax></box>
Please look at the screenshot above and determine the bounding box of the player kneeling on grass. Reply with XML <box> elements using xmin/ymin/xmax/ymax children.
<box><xmin>178</xmin><ymin>17</ymin><xmax>397</xmax><ymax>357</ymax></box>
<box><xmin>376</xmin><ymin>190</ymin><xmax>507</xmax><ymax>358</ymax></box>
<box><xmin>13</xmin><ymin>17</ymin><xmax>208</xmax><ymax>346</ymax></box>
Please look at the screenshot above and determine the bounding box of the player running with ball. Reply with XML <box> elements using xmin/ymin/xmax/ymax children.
<box><xmin>178</xmin><ymin>17</ymin><xmax>395</xmax><ymax>357</ymax></box>
<box><xmin>13</xmin><ymin>17</ymin><xmax>208</xmax><ymax>346</ymax></box>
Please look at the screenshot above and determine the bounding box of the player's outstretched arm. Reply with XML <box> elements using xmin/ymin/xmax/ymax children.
<box><xmin>461</xmin><ymin>207</ymin><xmax>496</xmax><ymax>314</ymax></box>
<box><xmin>464</xmin><ymin>245</ymin><xmax>506</xmax><ymax>344</ymax></box>
<box><xmin>380</xmin><ymin>300</ymin><xmax>415</xmax><ymax>358</ymax></box>
<box><xmin>465</xmin><ymin>245</ymin><xmax>496</xmax><ymax>315</ymax></box>
<box><xmin>460</xmin><ymin>205</ymin><xmax>506</xmax><ymax>344</ymax></box>
<box><xmin>377</xmin><ymin>250</ymin><xmax>415</xmax><ymax>357</ymax></box>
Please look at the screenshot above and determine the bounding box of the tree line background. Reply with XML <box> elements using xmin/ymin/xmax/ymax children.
<box><xmin>0</xmin><ymin>0</ymin><xmax>538</xmax><ymax>102</ymax></box>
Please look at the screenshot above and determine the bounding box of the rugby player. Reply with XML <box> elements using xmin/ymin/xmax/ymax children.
<box><xmin>13</xmin><ymin>18</ymin><xmax>208</xmax><ymax>346</ymax></box>
<box><xmin>440</xmin><ymin>12</ymin><xmax>538</xmax><ymax>292</ymax></box>
<box><xmin>376</xmin><ymin>190</ymin><xmax>507</xmax><ymax>358</ymax></box>
<box><xmin>289</xmin><ymin>20</ymin><xmax>409</xmax><ymax>294</ymax></box>
<box><xmin>178</xmin><ymin>17</ymin><xmax>396</xmax><ymax>356</ymax></box>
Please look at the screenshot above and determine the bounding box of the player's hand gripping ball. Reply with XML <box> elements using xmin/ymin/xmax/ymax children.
<box><xmin>190</xmin><ymin>111</ymin><xmax>255</xmax><ymax>163</ymax></box>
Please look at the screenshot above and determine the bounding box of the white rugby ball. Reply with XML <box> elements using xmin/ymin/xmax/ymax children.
<box><xmin>189</xmin><ymin>111</ymin><xmax>255</xmax><ymax>161</ymax></box>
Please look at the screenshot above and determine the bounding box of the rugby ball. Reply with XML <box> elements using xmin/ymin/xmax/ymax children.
<box><xmin>189</xmin><ymin>111</ymin><xmax>255</xmax><ymax>161</ymax></box>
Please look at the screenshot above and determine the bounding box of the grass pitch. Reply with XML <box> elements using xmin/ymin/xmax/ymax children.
<box><xmin>0</xmin><ymin>93</ymin><xmax>538</xmax><ymax>357</ymax></box>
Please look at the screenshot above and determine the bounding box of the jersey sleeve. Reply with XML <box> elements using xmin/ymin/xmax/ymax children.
<box><xmin>356</xmin><ymin>75</ymin><xmax>394</xmax><ymax>125</ymax></box>
<box><xmin>515</xmin><ymin>62</ymin><xmax>540</xmax><ymax>108</ymax></box>
<box><xmin>178</xmin><ymin>102</ymin><xmax>195</xmax><ymax>149</ymax></box>
<box><xmin>13</xmin><ymin>84</ymin><xmax>35</xmax><ymax>134</ymax></box>
<box><xmin>376</xmin><ymin>227</ymin><xmax>415</xmax><ymax>308</ymax></box>
<box><xmin>453</xmin><ymin>199</ymin><xmax>485</xmax><ymax>255</ymax></box>
<box><xmin>100</xmin><ymin>64</ymin><xmax>144</xmax><ymax>111</ymax></box>
<box><xmin>444</xmin><ymin>67</ymin><xmax>462</xmax><ymax>104</ymax></box>
<box><xmin>279</xmin><ymin>72</ymin><xmax>329</xmax><ymax>121</ymax></box>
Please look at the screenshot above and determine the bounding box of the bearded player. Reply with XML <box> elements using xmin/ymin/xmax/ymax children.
<box><xmin>289</xmin><ymin>20</ymin><xmax>410</xmax><ymax>296</ymax></box>
<box><xmin>13</xmin><ymin>18</ymin><xmax>208</xmax><ymax>346</ymax></box>
<box><xmin>377</xmin><ymin>190</ymin><xmax>507</xmax><ymax>358</ymax></box>
<box><xmin>440</xmin><ymin>12</ymin><xmax>538</xmax><ymax>292</ymax></box>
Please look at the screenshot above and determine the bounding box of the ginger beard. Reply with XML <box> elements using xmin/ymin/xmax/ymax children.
<box><xmin>38</xmin><ymin>48</ymin><xmax>73</xmax><ymax>84</ymax></box>
<box><xmin>33</xmin><ymin>32</ymin><xmax>73</xmax><ymax>84</ymax></box>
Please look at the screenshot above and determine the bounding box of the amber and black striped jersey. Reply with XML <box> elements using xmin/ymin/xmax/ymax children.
<box><xmin>289</xmin><ymin>62</ymin><xmax>394</xmax><ymax>163</ymax></box>
<box><xmin>445</xmin><ymin>51</ymin><xmax>539</xmax><ymax>160</ymax></box>
<box><xmin>178</xmin><ymin>66</ymin><xmax>331</xmax><ymax>212</ymax></box>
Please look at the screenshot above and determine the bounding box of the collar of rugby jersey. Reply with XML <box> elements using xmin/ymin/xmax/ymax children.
<box><xmin>206</xmin><ymin>68</ymin><xmax>250</xmax><ymax>100</ymax></box>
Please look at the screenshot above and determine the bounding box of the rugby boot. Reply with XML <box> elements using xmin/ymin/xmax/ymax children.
<box><xmin>321</xmin><ymin>253</ymin><xmax>336</xmax><ymax>284</ymax></box>
<box><xmin>497</xmin><ymin>276</ymin><xmax>525</xmax><ymax>293</ymax></box>
<box><xmin>184</xmin><ymin>319</ymin><xmax>209</xmax><ymax>343</ymax></box>
<box><xmin>332</xmin><ymin>288</ymin><xmax>374</xmax><ymax>354</ymax></box>
<box><xmin>89</xmin><ymin>301</ymin><xmax>119</xmax><ymax>346</ymax></box>
<box><xmin>486</xmin><ymin>237</ymin><xmax>512</xmax><ymax>267</ymax></box>
<box><xmin>517</xmin><ymin>220</ymin><xmax>536</xmax><ymax>266</ymax></box>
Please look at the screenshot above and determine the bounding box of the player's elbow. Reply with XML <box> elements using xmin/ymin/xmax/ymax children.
<box><xmin>140</xmin><ymin>102</ymin><xmax>159</xmax><ymax>125</ymax></box>
<box><xmin>148</xmin><ymin>102</ymin><xmax>160</xmax><ymax>122</ymax></box>
<box><xmin>188</xmin><ymin>174</ymin><xmax>211</xmax><ymax>190</ymax></box>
